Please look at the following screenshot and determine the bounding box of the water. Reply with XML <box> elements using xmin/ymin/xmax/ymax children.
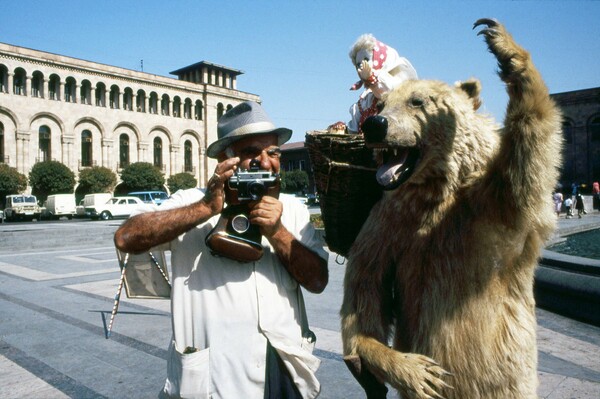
<box><xmin>547</xmin><ymin>229</ymin><xmax>600</xmax><ymax>260</ymax></box>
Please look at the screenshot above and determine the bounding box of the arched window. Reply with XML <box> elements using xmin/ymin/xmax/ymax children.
<box><xmin>39</xmin><ymin>126</ymin><xmax>51</xmax><ymax>162</ymax></box>
<box><xmin>123</xmin><ymin>87</ymin><xmax>133</xmax><ymax>111</ymax></box>
<box><xmin>95</xmin><ymin>82</ymin><xmax>106</xmax><ymax>106</ymax></box>
<box><xmin>110</xmin><ymin>85</ymin><xmax>120</xmax><ymax>109</ymax></box>
<box><xmin>226</xmin><ymin>104</ymin><xmax>233</xmax><ymax>112</ymax></box>
<box><xmin>562</xmin><ymin>120</ymin><xmax>574</xmax><ymax>145</ymax></box>
<box><xmin>161</xmin><ymin>94</ymin><xmax>170</xmax><ymax>116</ymax></box>
<box><xmin>154</xmin><ymin>137</ymin><xmax>163</xmax><ymax>170</ymax></box>
<box><xmin>136</xmin><ymin>89</ymin><xmax>146</xmax><ymax>112</ymax></box>
<box><xmin>119</xmin><ymin>134</ymin><xmax>129</xmax><ymax>168</ymax></box>
<box><xmin>80</xmin><ymin>80</ymin><xmax>92</xmax><ymax>105</ymax></box>
<box><xmin>64</xmin><ymin>77</ymin><xmax>76</xmax><ymax>103</ymax></box>
<box><xmin>184</xmin><ymin>140</ymin><xmax>193</xmax><ymax>172</ymax></box>
<box><xmin>0</xmin><ymin>122</ymin><xmax>5</xmax><ymax>163</ymax></box>
<box><xmin>217</xmin><ymin>103</ymin><xmax>224</xmax><ymax>120</ymax></box>
<box><xmin>173</xmin><ymin>96</ymin><xmax>181</xmax><ymax>118</ymax></box>
<box><xmin>81</xmin><ymin>130</ymin><xmax>93</xmax><ymax>167</ymax></box>
<box><xmin>48</xmin><ymin>74</ymin><xmax>60</xmax><ymax>101</ymax></box>
<box><xmin>195</xmin><ymin>100</ymin><xmax>204</xmax><ymax>120</ymax></box>
<box><xmin>184</xmin><ymin>98</ymin><xmax>192</xmax><ymax>119</ymax></box>
<box><xmin>149</xmin><ymin>92</ymin><xmax>158</xmax><ymax>114</ymax></box>
<box><xmin>0</xmin><ymin>65</ymin><xmax>7</xmax><ymax>93</ymax></box>
<box><xmin>13</xmin><ymin>68</ymin><xmax>26</xmax><ymax>95</ymax></box>
<box><xmin>31</xmin><ymin>71</ymin><xmax>43</xmax><ymax>98</ymax></box>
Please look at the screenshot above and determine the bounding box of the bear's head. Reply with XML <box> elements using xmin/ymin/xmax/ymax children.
<box><xmin>362</xmin><ymin>78</ymin><xmax>498</xmax><ymax>193</ymax></box>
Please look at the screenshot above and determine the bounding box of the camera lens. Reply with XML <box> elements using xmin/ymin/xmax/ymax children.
<box><xmin>231</xmin><ymin>214</ymin><xmax>250</xmax><ymax>234</ymax></box>
<box><xmin>248</xmin><ymin>181</ymin><xmax>266</xmax><ymax>200</ymax></box>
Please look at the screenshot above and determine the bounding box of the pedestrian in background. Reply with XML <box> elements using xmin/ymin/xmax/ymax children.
<box><xmin>564</xmin><ymin>196</ymin><xmax>573</xmax><ymax>218</ymax></box>
<box><xmin>575</xmin><ymin>193</ymin><xmax>585</xmax><ymax>218</ymax></box>
<box><xmin>553</xmin><ymin>191</ymin><xmax>563</xmax><ymax>218</ymax></box>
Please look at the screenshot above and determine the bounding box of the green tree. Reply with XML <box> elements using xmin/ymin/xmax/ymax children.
<box><xmin>120</xmin><ymin>162</ymin><xmax>165</xmax><ymax>191</ymax></box>
<box><xmin>0</xmin><ymin>164</ymin><xmax>28</xmax><ymax>207</ymax></box>
<box><xmin>280</xmin><ymin>169</ymin><xmax>309</xmax><ymax>194</ymax></box>
<box><xmin>167</xmin><ymin>172</ymin><xmax>198</xmax><ymax>193</ymax></box>
<box><xmin>29</xmin><ymin>161</ymin><xmax>75</xmax><ymax>203</ymax></box>
<box><xmin>78</xmin><ymin>166</ymin><xmax>117</xmax><ymax>193</ymax></box>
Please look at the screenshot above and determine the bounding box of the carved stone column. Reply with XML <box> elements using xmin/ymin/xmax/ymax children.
<box><xmin>138</xmin><ymin>141</ymin><xmax>149</xmax><ymax>163</ymax></box>
<box><xmin>16</xmin><ymin>130</ymin><xmax>31</xmax><ymax>174</ymax></box>
<box><xmin>170</xmin><ymin>144</ymin><xmax>180</xmax><ymax>175</ymax></box>
<box><xmin>61</xmin><ymin>135</ymin><xmax>75</xmax><ymax>168</ymax></box>
<box><xmin>102</xmin><ymin>138</ymin><xmax>114</xmax><ymax>168</ymax></box>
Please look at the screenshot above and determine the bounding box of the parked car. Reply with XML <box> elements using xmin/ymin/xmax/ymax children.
<box><xmin>86</xmin><ymin>196</ymin><xmax>145</xmax><ymax>220</ymax></box>
<box><xmin>3</xmin><ymin>194</ymin><xmax>42</xmax><ymax>221</ymax></box>
<box><xmin>0</xmin><ymin>209</ymin><xmax>4</xmax><ymax>223</ymax></box>
<box><xmin>128</xmin><ymin>191</ymin><xmax>169</xmax><ymax>206</ymax></box>
<box><xmin>81</xmin><ymin>193</ymin><xmax>113</xmax><ymax>218</ymax></box>
<box><xmin>44</xmin><ymin>193</ymin><xmax>76</xmax><ymax>219</ymax></box>
<box><xmin>75</xmin><ymin>199</ymin><xmax>86</xmax><ymax>218</ymax></box>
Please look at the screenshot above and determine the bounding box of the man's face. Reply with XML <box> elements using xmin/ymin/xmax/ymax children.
<box><xmin>228</xmin><ymin>134</ymin><xmax>281</xmax><ymax>173</ymax></box>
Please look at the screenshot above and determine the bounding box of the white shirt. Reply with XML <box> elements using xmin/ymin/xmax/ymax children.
<box><xmin>137</xmin><ymin>189</ymin><xmax>328</xmax><ymax>399</ymax></box>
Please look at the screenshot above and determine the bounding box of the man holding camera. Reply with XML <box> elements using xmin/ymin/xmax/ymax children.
<box><xmin>114</xmin><ymin>101</ymin><xmax>329</xmax><ymax>399</ymax></box>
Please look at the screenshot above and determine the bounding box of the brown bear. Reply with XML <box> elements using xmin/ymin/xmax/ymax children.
<box><xmin>340</xmin><ymin>19</ymin><xmax>562</xmax><ymax>399</ymax></box>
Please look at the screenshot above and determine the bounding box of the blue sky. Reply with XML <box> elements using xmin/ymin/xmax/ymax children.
<box><xmin>1</xmin><ymin>1</ymin><xmax>598</xmax><ymax>143</ymax></box>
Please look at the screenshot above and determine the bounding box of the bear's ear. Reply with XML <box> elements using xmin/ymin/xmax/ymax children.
<box><xmin>455</xmin><ymin>78</ymin><xmax>482</xmax><ymax>111</ymax></box>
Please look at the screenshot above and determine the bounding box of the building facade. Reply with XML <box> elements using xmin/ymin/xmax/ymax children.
<box><xmin>551</xmin><ymin>87</ymin><xmax>600</xmax><ymax>190</ymax></box>
<box><xmin>280</xmin><ymin>141</ymin><xmax>315</xmax><ymax>194</ymax></box>
<box><xmin>0</xmin><ymin>42</ymin><xmax>259</xmax><ymax>195</ymax></box>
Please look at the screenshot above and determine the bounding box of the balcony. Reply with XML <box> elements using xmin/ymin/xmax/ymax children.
<box><xmin>78</xmin><ymin>160</ymin><xmax>98</xmax><ymax>170</ymax></box>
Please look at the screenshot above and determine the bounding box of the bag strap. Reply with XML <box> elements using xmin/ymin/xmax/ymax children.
<box><xmin>297</xmin><ymin>287</ymin><xmax>316</xmax><ymax>345</ymax></box>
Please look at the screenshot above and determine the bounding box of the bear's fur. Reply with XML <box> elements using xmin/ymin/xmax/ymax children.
<box><xmin>340</xmin><ymin>19</ymin><xmax>562</xmax><ymax>399</ymax></box>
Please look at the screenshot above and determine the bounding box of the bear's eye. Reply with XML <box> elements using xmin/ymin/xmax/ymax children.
<box><xmin>409</xmin><ymin>96</ymin><xmax>425</xmax><ymax>108</ymax></box>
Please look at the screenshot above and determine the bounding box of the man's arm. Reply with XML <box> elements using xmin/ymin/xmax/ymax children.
<box><xmin>114</xmin><ymin>157</ymin><xmax>239</xmax><ymax>254</ymax></box>
<box><xmin>249</xmin><ymin>196</ymin><xmax>328</xmax><ymax>294</ymax></box>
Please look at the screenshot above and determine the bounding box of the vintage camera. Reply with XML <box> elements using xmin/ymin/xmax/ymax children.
<box><xmin>225</xmin><ymin>159</ymin><xmax>280</xmax><ymax>205</ymax></box>
<box><xmin>206</xmin><ymin>160</ymin><xmax>281</xmax><ymax>262</ymax></box>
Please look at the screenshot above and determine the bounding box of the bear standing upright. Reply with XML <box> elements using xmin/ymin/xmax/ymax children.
<box><xmin>340</xmin><ymin>19</ymin><xmax>562</xmax><ymax>399</ymax></box>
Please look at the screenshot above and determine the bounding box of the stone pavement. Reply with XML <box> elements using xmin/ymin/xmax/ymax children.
<box><xmin>0</xmin><ymin>218</ymin><xmax>599</xmax><ymax>398</ymax></box>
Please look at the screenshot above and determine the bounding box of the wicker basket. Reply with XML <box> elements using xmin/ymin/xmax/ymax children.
<box><xmin>305</xmin><ymin>130</ymin><xmax>383</xmax><ymax>257</ymax></box>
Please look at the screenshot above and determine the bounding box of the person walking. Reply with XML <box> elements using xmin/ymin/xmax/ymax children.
<box><xmin>575</xmin><ymin>193</ymin><xmax>585</xmax><ymax>218</ymax></box>
<box><xmin>564</xmin><ymin>196</ymin><xmax>573</xmax><ymax>218</ymax></box>
<box><xmin>553</xmin><ymin>191</ymin><xmax>563</xmax><ymax>218</ymax></box>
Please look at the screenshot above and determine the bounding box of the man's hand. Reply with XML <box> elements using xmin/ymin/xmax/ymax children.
<box><xmin>202</xmin><ymin>157</ymin><xmax>239</xmax><ymax>216</ymax></box>
<box><xmin>248</xmin><ymin>195</ymin><xmax>283</xmax><ymax>238</ymax></box>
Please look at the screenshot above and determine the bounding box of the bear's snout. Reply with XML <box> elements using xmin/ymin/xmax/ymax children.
<box><xmin>362</xmin><ymin>115</ymin><xmax>388</xmax><ymax>143</ymax></box>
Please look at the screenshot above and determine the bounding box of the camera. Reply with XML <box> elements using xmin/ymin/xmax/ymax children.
<box><xmin>225</xmin><ymin>159</ymin><xmax>280</xmax><ymax>205</ymax></box>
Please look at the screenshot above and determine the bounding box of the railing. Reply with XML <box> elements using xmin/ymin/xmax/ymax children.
<box><xmin>35</xmin><ymin>157</ymin><xmax>58</xmax><ymax>163</ymax></box>
<box><xmin>78</xmin><ymin>160</ymin><xmax>97</xmax><ymax>170</ymax></box>
<box><xmin>183</xmin><ymin>166</ymin><xmax>196</xmax><ymax>174</ymax></box>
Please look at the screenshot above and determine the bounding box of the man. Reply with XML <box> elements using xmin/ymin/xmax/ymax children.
<box><xmin>114</xmin><ymin>101</ymin><xmax>329</xmax><ymax>399</ymax></box>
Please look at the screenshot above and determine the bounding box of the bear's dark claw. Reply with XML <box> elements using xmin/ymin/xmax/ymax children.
<box><xmin>477</xmin><ymin>28</ymin><xmax>499</xmax><ymax>38</ymax></box>
<box><xmin>473</xmin><ymin>18</ymin><xmax>499</xmax><ymax>30</ymax></box>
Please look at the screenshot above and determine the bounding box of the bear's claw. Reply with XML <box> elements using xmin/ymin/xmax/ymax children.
<box><xmin>473</xmin><ymin>18</ymin><xmax>499</xmax><ymax>30</ymax></box>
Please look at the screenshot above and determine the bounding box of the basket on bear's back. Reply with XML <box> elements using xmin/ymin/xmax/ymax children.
<box><xmin>305</xmin><ymin>130</ymin><xmax>383</xmax><ymax>257</ymax></box>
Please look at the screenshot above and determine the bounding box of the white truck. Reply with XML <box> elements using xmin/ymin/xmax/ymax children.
<box><xmin>4</xmin><ymin>194</ymin><xmax>42</xmax><ymax>221</ymax></box>
<box><xmin>82</xmin><ymin>193</ymin><xmax>112</xmax><ymax>218</ymax></box>
<box><xmin>44</xmin><ymin>194</ymin><xmax>76</xmax><ymax>219</ymax></box>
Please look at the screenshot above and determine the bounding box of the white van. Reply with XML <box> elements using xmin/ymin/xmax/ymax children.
<box><xmin>82</xmin><ymin>193</ymin><xmax>113</xmax><ymax>218</ymax></box>
<box><xmin>45</xmin><ymin>194</ymin><xmax>76</xmax><ymax>219</ymax></box>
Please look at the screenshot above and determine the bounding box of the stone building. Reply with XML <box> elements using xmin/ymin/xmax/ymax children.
<box><xmin>551</xmin><ymin>87</ymin><xmax>600</xmax><ymax>190</ymax></box>
<box><xmin>0</xmin><ymin>42</ymin><xmax>259</xmax><ymax>196</ymax></box>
